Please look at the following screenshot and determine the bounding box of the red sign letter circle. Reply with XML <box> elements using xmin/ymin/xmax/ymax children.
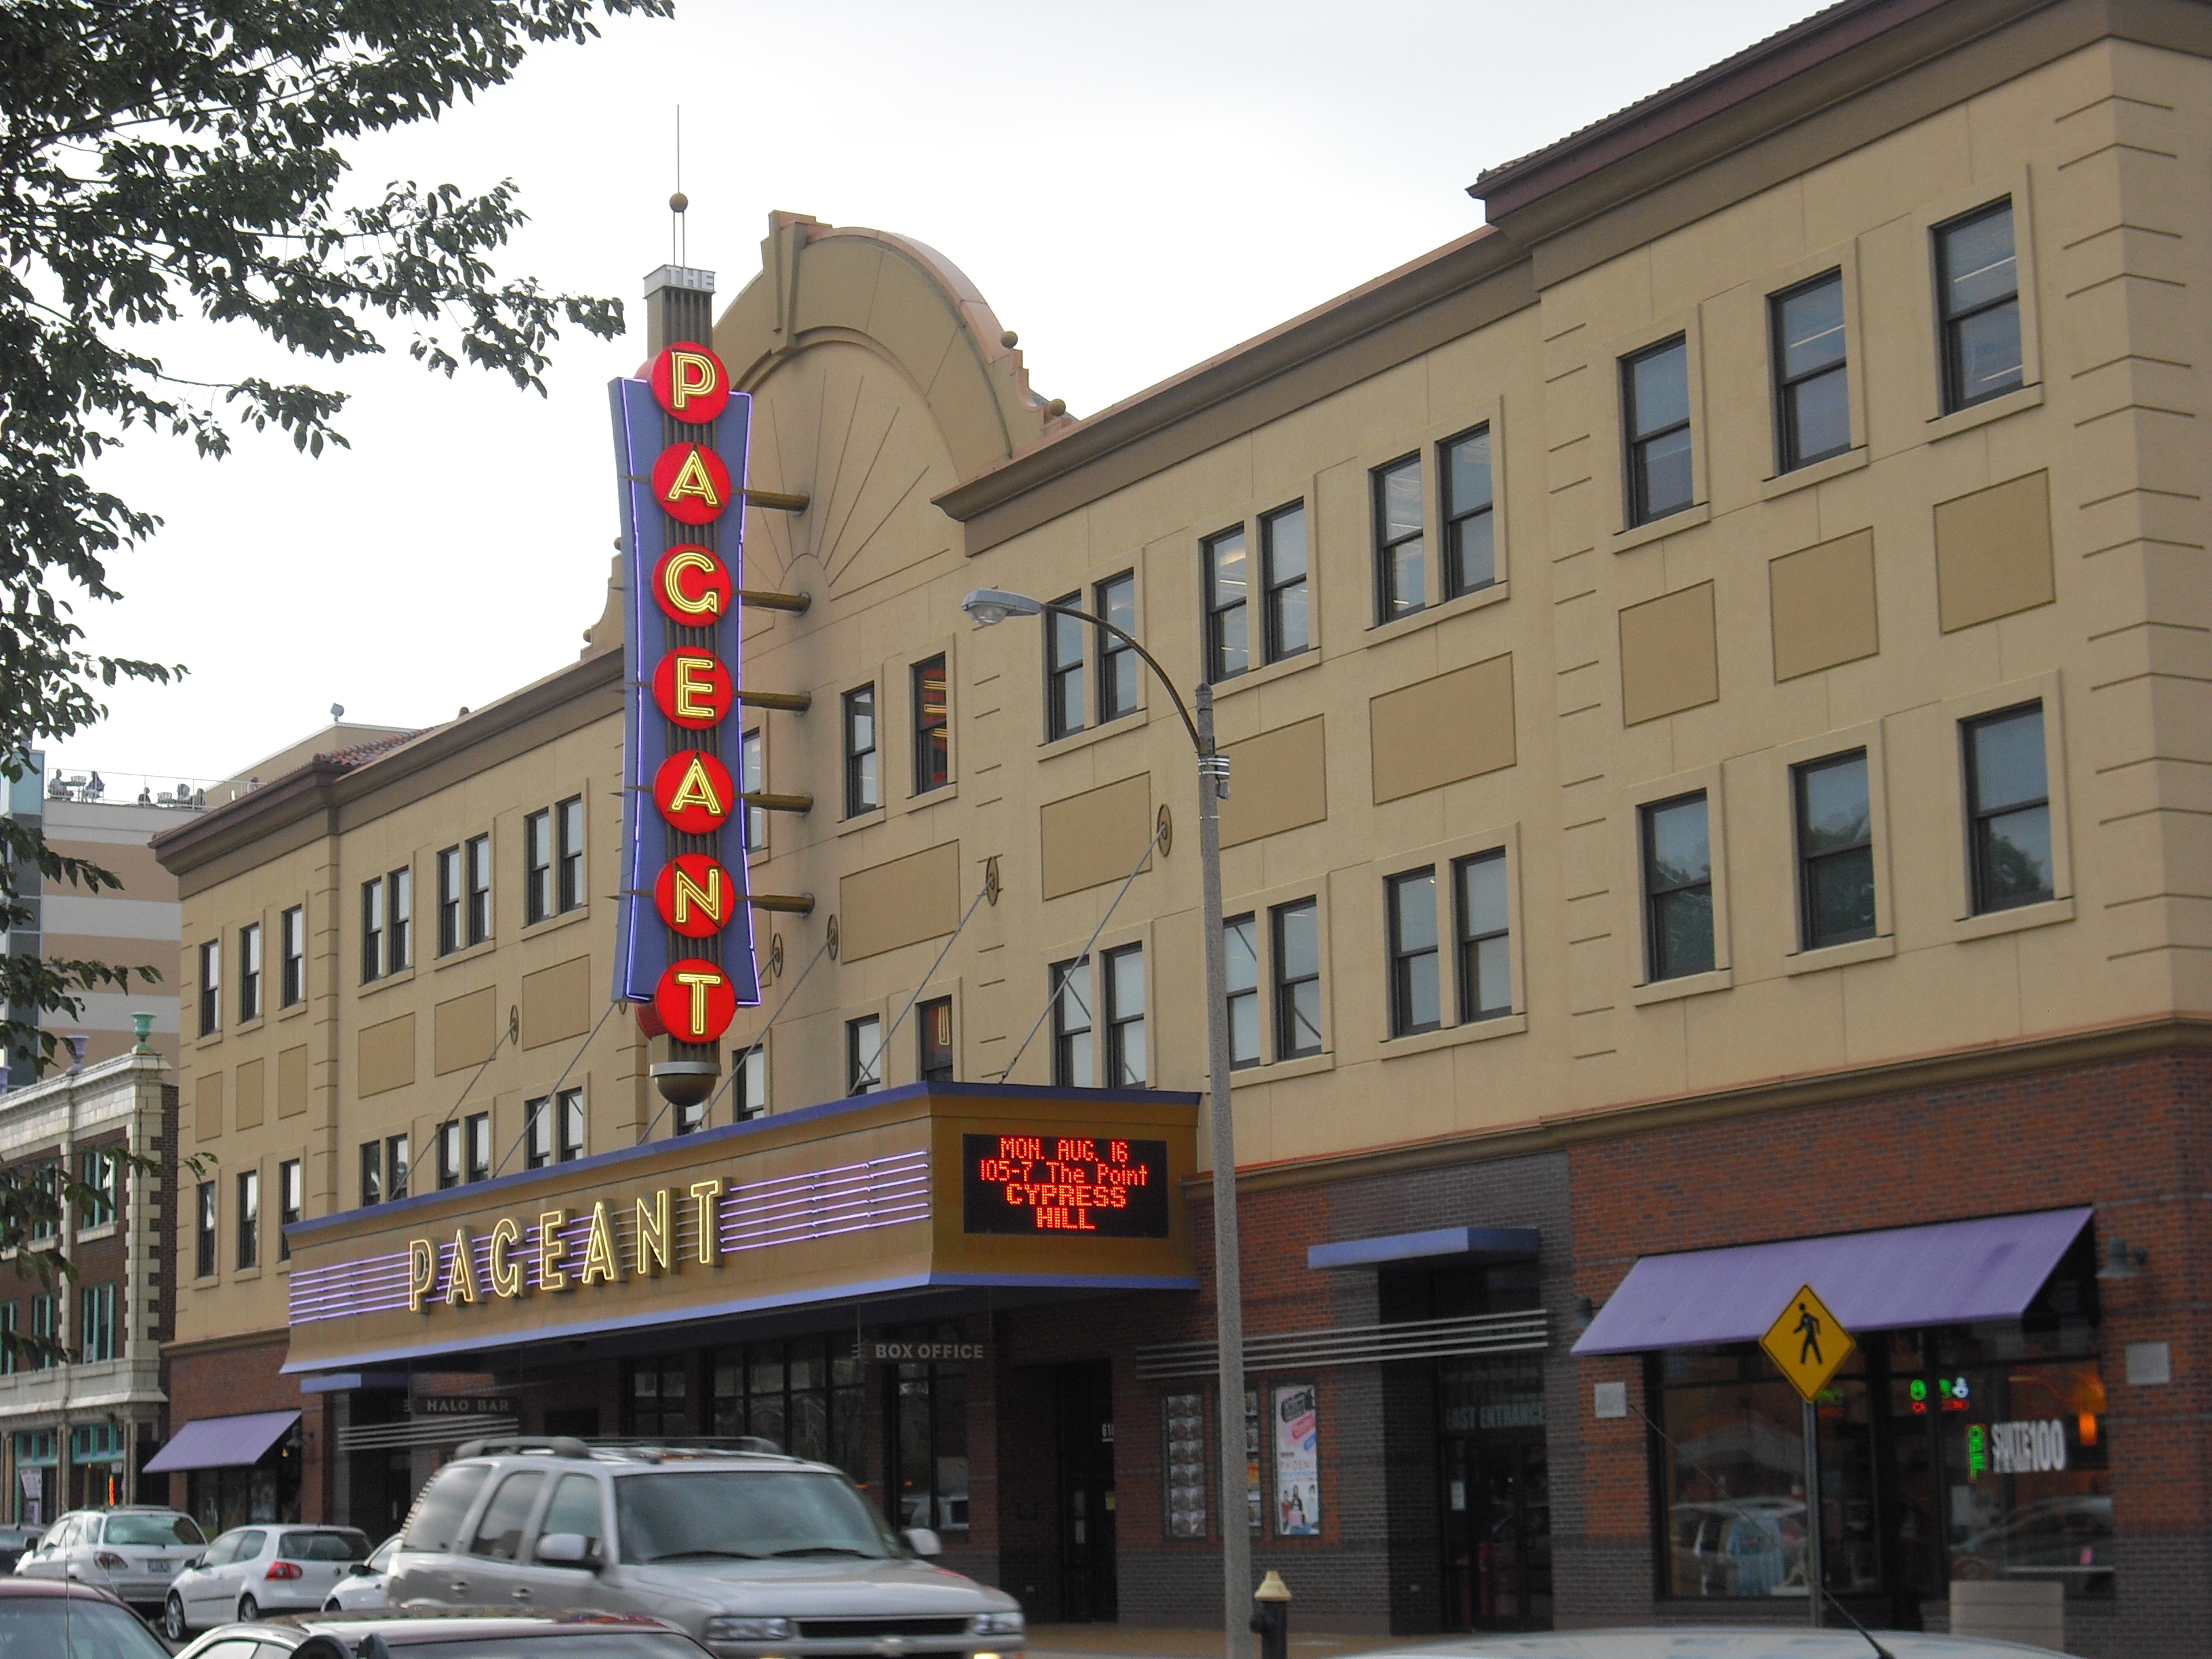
<box><xmin>656</xmin><ymin>958</ymin><xmax>737</xmax><ymax>1043</ymax></box>
<box><xmin>653</xmin><ymin>649</ymin><xmax>734</xmax><ymax>730</ymax></box>
<box><xmin>655</xmin><ymin>853</ymin><xmax>737</xmax><ymax>939</ymax></box>
<box><xmin>654</xmin><ymin>545</ymin><xmax>731</xmax><ymax>623</ymax></box>
<box><xmin>651</xmin><ymin>342</ymin><xmax>733</xmax><ymax>424</ymax></box>
<box><xmin>653</xmin><ymin>750</ymin><xmax>735</xmax><ymax>832</ymax></box>
<box><xmin>653</xmin><ymin>443</ymin><xmax>733</xmax><ymax>526</ymax></box>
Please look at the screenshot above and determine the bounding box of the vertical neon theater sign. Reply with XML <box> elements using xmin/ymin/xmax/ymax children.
<box><xmin>609</xmin><ymin>342</ymin><xmax>760</xmax><ymax>1053</ymax></box>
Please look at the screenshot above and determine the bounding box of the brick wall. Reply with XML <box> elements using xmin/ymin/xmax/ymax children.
<box><xmin>1564</xmin><ymin>1046</ymin><xmax>2211</xmax><ymax>1659</ymax></box>
<box><xmin>163</xmin><ymin>1334</ymin><xmax>293</xmax><ymax>1513</ymax></box>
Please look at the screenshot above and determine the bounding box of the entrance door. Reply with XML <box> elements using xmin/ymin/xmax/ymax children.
<box><xmin>1441</xmin><ymin>1435</ymin><xmax>1551</xmax><ymax>1631</ymax></box>
<box><xmin>1056</xmin><ymin>1360</ymin><xmax>1117</xmax><ymax>1622</ymax></box>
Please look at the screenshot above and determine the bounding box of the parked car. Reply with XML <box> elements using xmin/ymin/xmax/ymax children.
<box><xmin>0</xmin><ymin>1528</ymin><xmax>40</xmax><ymax>1575</ymax></box>
<box><xmin>12</xmin><ymin>1506</ymin><xmax>206</xmax><ymax>1613</ymax></box>
<box><xmin>1375</xmin><ymin>1633</ymin><xmax>2067</xmax><ymax>1658</ymax></box>
<box><xmin>0</xmin><ymin>1575</ymin><xmax>170</xmax><ymax>1659</ymax></box>
<box><xmin>386</xmin><ymin>1437</ymin><xmax>1025</xmax><ymax>1659</ymax></box>
<box><xmin>322</xmin><ymin>1532</ymin><xmax>400</xmax><ymax>1614</ymax></box>
<box><xmin>162</xmin><ymin>1524</ymin><xmax>370</xmax><ymax>1639</ymax></box>
<box><xmin>175</xmin><ymin>1610</ymin><xmax>713</xmax><ymax>1658</ymax></box>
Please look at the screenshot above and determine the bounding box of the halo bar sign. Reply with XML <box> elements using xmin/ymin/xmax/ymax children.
<box><xmin>609</xmin><ymin>335</ymin><xmax>760</xmax><ymax>1030</ymax></box>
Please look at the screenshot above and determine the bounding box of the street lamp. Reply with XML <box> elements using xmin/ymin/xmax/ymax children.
<box><xmin>963</xmin><ymin>586</ymin><xmax>1250</xmax><ymax>1656</ymax></box>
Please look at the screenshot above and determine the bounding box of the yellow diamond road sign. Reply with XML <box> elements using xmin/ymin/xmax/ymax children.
<box><xmin>1761</xmin><ymin>1283</ymin><xmax>1856</xmax><ymax>1403</ymax></box>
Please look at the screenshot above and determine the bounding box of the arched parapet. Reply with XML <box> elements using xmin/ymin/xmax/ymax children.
<box><xmin>714</xmin><ymin>211</ymin><xmax>1069</xmax><ymax>483</ymax></box>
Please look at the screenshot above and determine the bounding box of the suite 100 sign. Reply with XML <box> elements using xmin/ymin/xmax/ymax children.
<box><xmin>640</xmin><ymin>343</ymin><xmax>744</xmax><ymax>1044</ymax></box>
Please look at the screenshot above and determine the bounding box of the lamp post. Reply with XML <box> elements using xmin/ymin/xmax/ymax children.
<box><xmin>963</xmin><ymin>587</ymin><xmax>1250</xmax><ymax>1658</ymax></box>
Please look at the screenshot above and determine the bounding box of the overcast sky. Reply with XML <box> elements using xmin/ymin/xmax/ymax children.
<box><xmin>60</xmin><ymin>0</ymin><xmax>1814</xmax><ymax>791</ymax></box>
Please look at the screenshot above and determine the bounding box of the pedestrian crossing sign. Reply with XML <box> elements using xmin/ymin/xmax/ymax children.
<box><xmin>1760</xmin><ymin>1283</ymin><xmax>1856</xmax><ymax>1402</ymax></box>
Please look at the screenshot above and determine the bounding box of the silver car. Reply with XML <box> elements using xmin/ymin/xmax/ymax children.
<box><xmin>162</xmin><ymin>1523</ymin><xmax>371</xmax><ymax>1638</ymax></box>
<box><xmin>12</xmin><ymin>1504</ymin><xmax>206</xmax><ymax>1612</ymax></box>
<box><xmin>386</xmin><ymin>1439</ymin><xmax>1025</xmax><ymax>1659</ymax></box>
<box><xmin>1380</xmin><ymin>1633</ymin><xmax>2068</xmax><ymax>1657</ymax></box>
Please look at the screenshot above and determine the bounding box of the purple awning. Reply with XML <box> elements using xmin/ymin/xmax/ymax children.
<box><xmin>1573</xmin><ymin>1207</ymin><xmax>2093</xmax><ymax>1355</ymax></box>
<box><xmin>143</xmin><ymin>1410</ymin><xmax>300</xmax><ymax>1473</ymax></box>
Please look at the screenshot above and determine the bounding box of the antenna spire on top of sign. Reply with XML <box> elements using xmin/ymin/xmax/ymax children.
<box><xmin>669</xmin><ymin>104</ymin><xmax>687</xmax><ymax>268</ymax></box>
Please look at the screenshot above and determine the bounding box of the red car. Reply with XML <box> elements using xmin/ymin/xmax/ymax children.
<box><xmin>0</xmin><ymin>1576</ymin><xmax>169</xmax><ymax>1658</ymax></box>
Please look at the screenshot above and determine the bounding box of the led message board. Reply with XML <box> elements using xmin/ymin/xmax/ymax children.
<box><xmin>960</xmin><ymin>1132</ymin><xmax>1169</xmax><ymax>1237</ymax></box>
<box><xmin>609</xmin><ymin>338</ymin><xmax>760</xmax><ymax>1034</ymax></box>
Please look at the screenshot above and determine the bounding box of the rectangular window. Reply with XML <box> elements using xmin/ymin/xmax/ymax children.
<box><xmin>1046</xmin><ymin>593</ymin><xmax>1086</xmax><ymax>739</ymax></box>
<box><xmin>79</xmin><ymin>1147</ymin><xmax>115</xmax><ymax>1229</ymax></box>
<box><xmin>1387</xmin><ymin>869</ymin><xmax>1440</xmax><ymax>1036</ymax></box>
<box><xmin>466</xmin><ymin>834</ymin><xmax>492</xmax><ymax>945</ymax></box>
<box><xmin>235</xmin><ymin>1169</ymin><xmax>259</xmax><ymax>1271</ymax></box>
<box><xmin>847</xmin><ymin>1016</ymin><xmax>882</xmax><ymax>1096</ymax></box>
<box><xmin>198</xmin><ymin>939</ymin><xmax>220</xmax><ymax>1037</ymax></box>
<box><xmin>1454</xmin><ymin>850</ymin><xmax>1512</xmax><ymax>1021</ymax></box>
<box><xmin>674</xmin><ymin>1094</ymin><xmax>705</xmax><ymax>1137</ymax></box>
<box><xmin>279</xmin><ymin>1160</ymin><xmax>301</xmax><ymax>1263</ymax></box>
<box><xmin>239</xmin><ymin>923</ymin><xmax>262</xmax><ymax>1022</ymax></box>
<box><xmin>1642</xmin><ymin>792</ymin><xmax>1715</xmax><ymax>981</ymax></box>
<box><xmin>917</xmin><ymin>996</ymin><xmax>954</xmax><ymax>1083</ymax></box>
<box><xmin>740</xmin><ymin>728</ymin><xmax>767</xmax><ymax>852</ymax></box>
<box><xmin>361</xmin><ymin>877</ymin><xmax>385</xmax><ymax>983</ymax></box>
<box><xmin>1204</xmin><ymin>525</ymin><xmax>1250</xmax><ymax>682</ymax></box>
<box><xmin>1772</xmin><ymin>270</ymin><xmax>1850</xmax><ymax>470</ymax></box>
<box><xmin>28</xmin><ymin>1162</ymin><xmax>57</xmax><ymax>1242</ymax></box>
<box><xmin>1050</xmin><ymin>958</ymin><xmax>1092</xmax><ymax>1087</ymax></box>
<box><xmin>0</xmin><ymin>1305</ymin><xmax>16</xmax><ymax>1376</ymax></box>
<box><xmin>388</xmin><ymin>867</ymin><xmax>411</xmax><ymax>970</ymax></box>
<box><xmin>79</xmin><ymin>1283</ymin><xmax>115</xmax><ymax>1363</ymax></box>
<box><xmin>437</xmin><ymin>846</ymin><xmax>463</xmax><ymax>955</ymax></box>
<box><xmin>1262</xmin><ymin>503</ymin><xmax>1309</xmax><ymax>660</ymax></box>
<box><xmin>385</xmin><ymin>1134</ymin><xmax>410</xmax><ymax>1202</ymax></box>
<box><xmin>30</xmin><ymin>1296</ymin><xmax>53</xmax><ymax>1370</ymax></box>
<box><xmin>1374</xmin><ymin>455</ymin><xmax>1425</xmax><ymax>620</ymax></box>
<box><xmin>1097</xmin><ymin>573</ymin><xmax>1139</xmax><ymax>721</ymax></box>
<box><xmin>843</xmin><ymin>686</ymin><xmax>878</xmax><ymax>817</ymax></box>
<box><xmin>525</xmin><ymin>808</ymin><xmax>553</xmax><ymax>924</ymax></box>
<box><xmin>524</xmin><ymin>1097</ymin><xmax>552</xmax><ymax>1170</ymax></box>
<box><xmin>1105</xmin><ymin>943</ymin><xmax>1145</xmax><ymax>1087</ymax></box>
<box><xmin>280</xmin><ymin>905</ymin><xmax>305</xmax><ymax>1007</ymax></box>
<box><xmin>1273</xmin><ymin>899</ymin><xmax>1322</xmax><ymax>1060</ymax></box>
<box><xmin>437</xmin><ymin>1120</ymin><xmax>462</xmax><ymax>1190</ymax></box>
<box><xmin>556</xmin><ymin>796</ymin><xmax>586</xmax><ymax>913</ymax></box>
<box><xmin>1965</xmin><ymin>703</ymin><xmax>2053</xmax><ymax>914</ymax></box>
<box><xmin>1796</xmin><ymin>751</ymin><xmax>1875</xmax><ymax>949</ymax></box>
<box><xmin>467</xmin><ymin>1112</ymin><xmax>490</xmax><ymax>1184</ymax></box>
<box><xmin>195</xmin><ymin>1181</ymin><xmax>217</xmax><ymax>1277</ymax></box>
<box><xmin>558</xmin><ymin>1089</ymin><xmax>585</xmax><ymax>1162</ymax></box>
<box><xmin>1224</xmin><ymin>914</ymin><xmax>1259</xmax><ymax>1070</ymax></box>
<box><xmin>735</xmin><ymin>1044</ymin><xmax>768</xmax><ymax>1120</ymax></box>
<box><xmin>1441</xmin><ymin>426</ymin><xmax>1496</xmax><ymax>598</ymax></box>
<box><xmin>359</xmin><ymin>1140</ymin><xmax>382</xmax><ymax>1206</ymax></box>
<box><xmin>912</xmin><ymin>656</ymin><xmax>949</xmax><ymax>794</ymax></box>
<box><xmin>1937</xmin><ymin>199</ymin><xmax>2023</xmax><ymax>412</ymax></box>
<box><xmin>1624</xmin><ymin>335</ymin><xmax>1694</xmax><ymax>525</ymax></box>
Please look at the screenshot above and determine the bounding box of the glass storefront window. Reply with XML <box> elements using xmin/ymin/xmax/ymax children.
<box><xmin>1652</xmin><ymin>1231</ymin><xmax>2108</xmax><ymax>1609</ymax></box>
<box><xmin>882</xmin><ymin>1322</ymin><xmax>970</xmax><ymax>1536</ymax></box>
<box><xmin>710</xmin><ymin>1336</ymin><xmax>866</xmax><ymax>1485</ymax></box>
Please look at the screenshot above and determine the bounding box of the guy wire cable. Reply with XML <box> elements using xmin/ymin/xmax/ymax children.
<box><xmin>490</xmin><ymin>996</ymin><xmax>621</xmax><ymax>1178</ymax></box>
<box><xmin>856</xmin><ymin>871</ymin><xmax>996</xmax><ymax>1087</ymax></box>
<box><xmin>641</xmin><ymin>922</ymin><xmax>836</xmax><ymax>1142</ymax></box>
<box><xmin>997</xmin><ymin>814</ymin><xmax>1168</xmax><ymax>1082</ymax></box>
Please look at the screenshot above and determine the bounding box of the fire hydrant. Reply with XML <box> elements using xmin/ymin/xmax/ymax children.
<box><xmin>1250</xmin><ymin>1570</ymin><xmax>1292</xmax><ymax>1659</ymax></box>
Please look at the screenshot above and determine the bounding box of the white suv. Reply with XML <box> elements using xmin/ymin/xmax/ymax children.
<box><xmin>12</xmin><ymin>1505</ymin><xmax>207</xmax><ymax>1612</ymax></box>
<box><xmin>387</xmin><ymin>1439</ymin><xmax>1025</xmax><ymax>1659</ymax></box>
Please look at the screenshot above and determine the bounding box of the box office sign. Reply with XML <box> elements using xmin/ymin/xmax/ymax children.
<box><xmin>609</xmin><ymin>340</ymin><xmax>760</xmax><ymax>1033</ymax></box>
<box><xmin>960</xmin><ymin>1133</ymin><xmax>1168</xmax><ymax>1236</ymax></box>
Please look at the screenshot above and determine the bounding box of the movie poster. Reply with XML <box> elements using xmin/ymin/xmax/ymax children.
<box><xmin>1273</xmin><ymin>1381</ymin><xmax>1319</xmax><ymax>1537</ymax></box>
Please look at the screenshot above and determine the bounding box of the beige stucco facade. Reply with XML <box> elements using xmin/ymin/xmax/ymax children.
<box><xmin>145</xmin><ymin>3</ymin><xmax>2212</xmax><ymax>1641</ymax></box>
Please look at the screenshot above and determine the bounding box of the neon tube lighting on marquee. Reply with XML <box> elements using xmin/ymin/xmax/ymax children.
<box><xmin>609</xmin><ymin>340</ymin><xmax>762</xmax><ymax>1034</ymax></box>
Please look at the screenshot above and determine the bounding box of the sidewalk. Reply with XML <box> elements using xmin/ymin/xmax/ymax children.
<box><xmin>1025</xmin><ymin>1629</ymin><xmax>1425</xmax><ymax>1659</ymax></box>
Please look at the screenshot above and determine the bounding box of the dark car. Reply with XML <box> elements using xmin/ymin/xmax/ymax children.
<box><xmin>0</xmin><ymin>1576</ymin><xmax>170</xmax><ymax>1658</ymax></box>
<box><xmin>176</xmin><ymin>1610</ymin><xmax>714</xmax><ymax>1659</ymax></box>
<box><xmin>0</xmin><ymin>1528</ymin><xmax>40</xmax><ymax>1576</ymax></box>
